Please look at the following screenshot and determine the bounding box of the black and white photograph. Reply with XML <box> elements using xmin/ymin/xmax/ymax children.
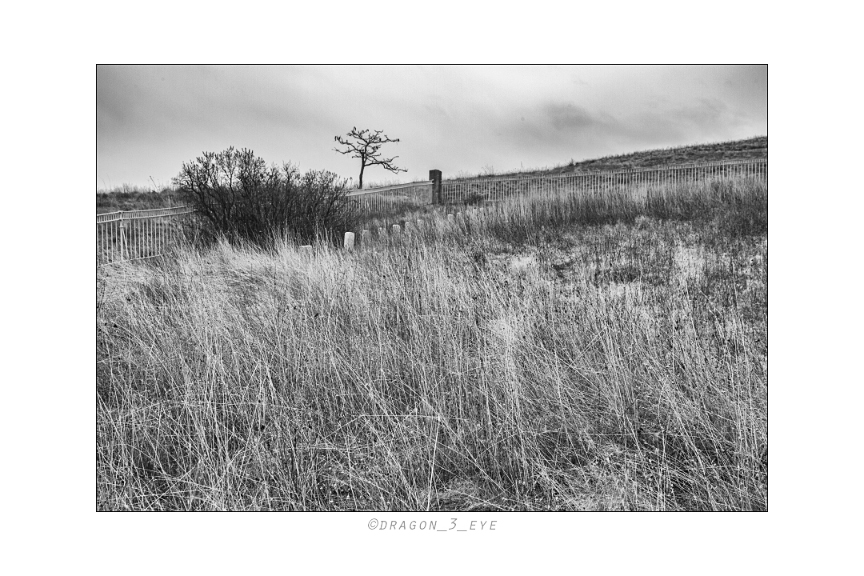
<box><xmin>96</xmin><ymin>64</ymin><xmax>768</xmax><ymax>512</ymax></box>
<box><xmin>7</xmin><ymin>0</ymin><xmax>864</xmax><ymax>570</ymax></box>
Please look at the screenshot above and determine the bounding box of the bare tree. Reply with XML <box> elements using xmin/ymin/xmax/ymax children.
<box><xmin>334</xmin><ymin>127</ymin><xmax>407</xmax><ymax>189</ymax></box>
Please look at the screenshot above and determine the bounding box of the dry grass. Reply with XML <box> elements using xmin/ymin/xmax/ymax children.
<box><xmin>96</xmin><ymin>176</ymin><xmax>767</xmax><ymax>510</ymax></box>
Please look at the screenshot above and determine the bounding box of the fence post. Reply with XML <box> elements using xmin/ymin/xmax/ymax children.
<box><xmin>430</xmin><ymin>169</ymin><xmax>442</xmax><ymax>204</ymax></box>
<box><xmin>119</xmin><ymin>214</ymin><xmax>128</xmax><ymax>261</ymax></box>
<box><xmin>344</xmin><ymin>232</ymin><xmax>355</xmax><ymax>250</ymax></box>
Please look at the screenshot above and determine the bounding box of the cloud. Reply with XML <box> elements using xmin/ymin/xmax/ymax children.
<box><xmin>542</xmin><ymin>102</ymin><xmax>613</xmax><ymax>132</ymax></box>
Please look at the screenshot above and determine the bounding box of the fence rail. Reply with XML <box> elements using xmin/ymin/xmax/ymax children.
<box><xmin>346</xmin><ymin>180</ymin><xmax>434</xmax><ymax>214</ymax></box>
<box><xmin>97</xmin><ymin>206</ymin><xmax>193</xmax><ymax>265</ymax></box>
<box><xmin>442</xmin><ymin>158</ymin><xmax>767</xmax><ymax>204</ymax></box>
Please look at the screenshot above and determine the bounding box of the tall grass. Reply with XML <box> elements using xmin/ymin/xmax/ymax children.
<box><xmin>358</xmin><ymin>177</ymin><xmax>767</xmax><ymax>244</ymax></box>
<box><xmin>97</xmin><ymin>176</ymin><xmax>767</xmax><ymax>510</ymax></box>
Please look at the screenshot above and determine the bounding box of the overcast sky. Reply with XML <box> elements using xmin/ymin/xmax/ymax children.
<box><xmin>97</xmin><ymin>65</ymin><xmax>767</xmax><ymax>190</ymax></box>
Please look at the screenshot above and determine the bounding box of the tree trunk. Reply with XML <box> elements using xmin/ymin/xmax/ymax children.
<box><xmin>359</xmin><ymin>163</ymin><xmax>365</xmax><ymax>189</ymax></box>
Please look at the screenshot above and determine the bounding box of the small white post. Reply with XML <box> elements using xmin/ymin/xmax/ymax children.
<box><xmin>392</xmin><ymin>224</ymin><xmax>401</xmax><ymax>236</ymax></box>
<box><xmin>344</xmin><ymin>231</ymin><xmax>355</xmax><ymax>249</ymax></box>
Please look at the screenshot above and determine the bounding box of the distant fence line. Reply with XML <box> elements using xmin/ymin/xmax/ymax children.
<box><xmin>97</xmin><ymin>206</ymin><xmax>193</xmax><ymax>266</ymax></box>
<box><xmin>343</xmin><ymin>158</ymin><xmax>766</xmax><ymax>211</ymax></box>
<box><xmin>440</xmin><ymin>158</ymin><xmax>767</xmax><ymax>205</ymax></box>
<box><xmin>97</xmin><ymin>159</ymin><xmax>766</xmax><ymax>264</ymax></box>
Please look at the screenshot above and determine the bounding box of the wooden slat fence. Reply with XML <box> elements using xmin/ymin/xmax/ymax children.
<box><xmin>96</xmin><ymin>206</ymin><xmax>193</xmax><ymax>265</ymax></box>
<box><xmin>346</xmin><ymin>180</ymin><xmax>434</xmax><ymax>214</ymax></box>
<box><xmin>442</xmin><ymin>158</ymin><xmax>767</xmax><ymax>205</ymax></box>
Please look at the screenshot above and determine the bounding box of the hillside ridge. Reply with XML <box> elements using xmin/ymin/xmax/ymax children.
<box><xmin>467</xmin><ymin>136</ymin><xmax>768</xmax><ymax>180</ymax></box>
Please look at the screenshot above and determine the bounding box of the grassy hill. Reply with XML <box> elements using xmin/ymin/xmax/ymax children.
<box><xmin>477</xmin><ymin>136</ymin><xmax>768</xmax><ymax>179</ymax></box>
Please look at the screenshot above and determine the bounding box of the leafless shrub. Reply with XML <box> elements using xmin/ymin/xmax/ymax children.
<box><xmin>173</xmin><ymin>147</ymin><xmax>357</xmax><ymax>246</ymax></box>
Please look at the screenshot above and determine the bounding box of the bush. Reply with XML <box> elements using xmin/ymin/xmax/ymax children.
<box><xmin>172</xmin><ymin>147</ymin><xmax>357</xmax><ymax>246</ymax></box>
